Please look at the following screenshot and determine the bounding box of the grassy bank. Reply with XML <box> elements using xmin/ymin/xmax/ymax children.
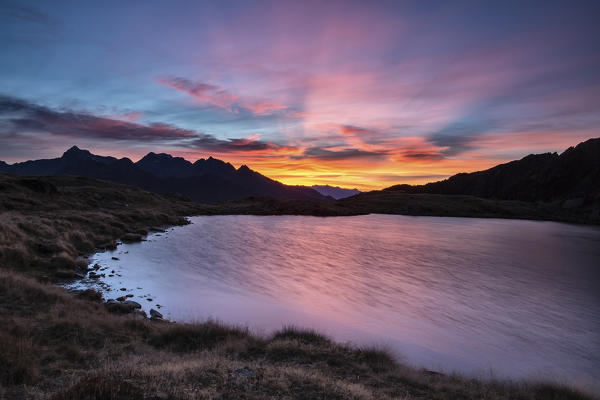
<box><xmin>182</xmin><ymin>192</ymin><xmax>598</xmax><ymax>226</ymax></box>
<box><xmin>1</xmin><ymin>271</ymin><xmax>593</xmax><ymax>399</ymax></box>
<box><xmin>0</xmin><ymin>173</ymin><xmax>595</xmax><ymax>399</ymax></box>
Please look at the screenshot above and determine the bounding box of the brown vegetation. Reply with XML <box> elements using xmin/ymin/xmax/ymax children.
<box><xmin>0</xmin><ymin>173</ymin><xmax>595</xmax><ymax>399</ymax></box>
<box><xmin>0</xmin><ymin>174</ymin><xmax>199</xmax><ymax>279</ymax></box>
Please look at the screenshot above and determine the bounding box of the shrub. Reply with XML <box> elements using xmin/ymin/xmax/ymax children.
<box><xmin>149</xmin><ymin>320</ymin><xmax>249</xmax><ymax>352</ymax></box>
<box><xmin>273</xmin><ymin>325</ymin><xmax>331</xmax><ymax>345</ymax></box>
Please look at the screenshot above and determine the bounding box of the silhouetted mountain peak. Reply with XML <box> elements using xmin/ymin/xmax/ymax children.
<box><xmin>238</xmin><ymin>165</ymin><xmax>251</xmax><ymax>172</ymax></box>
<box><xmin>136</xmin><ymin>151</ymin><xmax>193</xmax><ymax>178</ymax></box>
<box><xmin>116</xmin><ymin>157</ymin><xmax>134</xmax><ymax>166</ymax></box>
<box><xmin>140</xmin><ymin>152</ymin><xmax>175</xmax><ymax>161</ymax></box>
<box><xmin>62</xmin><ymin>145</ymin><xmax>91</xmax><ymax>159</ymax></box>
<box><xmin>192</xmin><ymin>156</ymin><xmax>237</xmax><ymax>176</ymax></box>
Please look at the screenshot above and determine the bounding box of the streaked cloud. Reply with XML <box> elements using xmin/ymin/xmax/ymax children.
<box><xmin>157</xmin><ymin>76</ymin><xmax>290</xmax><ymax>117</ymax></box>
<box><xmin>291</xmin><ymin>147</ymin><xmax>389</xmax><ymax>161</ymax></box>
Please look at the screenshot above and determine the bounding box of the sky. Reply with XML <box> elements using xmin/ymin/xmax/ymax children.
<box><xmin>0</xmin><ymin>0</ymin><xmax>599</xmax><ymax>190</ymax></box>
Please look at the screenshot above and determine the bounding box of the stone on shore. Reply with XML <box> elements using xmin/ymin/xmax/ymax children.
<box><xmin>124</xmin><ymin>300</ymin><xmax>142</xmax><ymax>309</ymax></box>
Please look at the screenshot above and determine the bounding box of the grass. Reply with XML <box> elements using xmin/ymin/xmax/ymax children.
<box><xmin>0</xmin><ymin>173</ymin><xmax>596</xmax><ymax>399</ymax></box>
<box><xmin>0</xmin><ymin>271</ymin><xmax>595</xmax><ymax>399</ymax></box>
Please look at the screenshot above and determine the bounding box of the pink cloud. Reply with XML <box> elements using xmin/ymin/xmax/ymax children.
<box><xmin>158</xmin><ymin>76</ymin><xmax>289</xmax><ymax>116</ymax></box>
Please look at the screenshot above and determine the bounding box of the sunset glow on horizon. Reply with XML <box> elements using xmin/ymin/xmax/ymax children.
<box><xmin>1</xmin><ymin>1</ymin><xmax>599</xmax><ymax>190</ymax></box>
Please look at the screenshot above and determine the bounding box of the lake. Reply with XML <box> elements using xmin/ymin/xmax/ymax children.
<box><xmin>70</xmin><ymin>215</ymin><xmax>600</xmax><ymax>393</ymax></box>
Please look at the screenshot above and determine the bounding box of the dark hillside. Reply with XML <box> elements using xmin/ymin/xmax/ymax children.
<box><xmin>387</xmin><ymin>138</ymin><xmax>600</xmax><ymax>205</ymax></box>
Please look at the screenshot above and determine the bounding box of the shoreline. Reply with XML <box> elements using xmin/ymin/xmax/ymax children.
<box><xmin>67</xmin><ymin>214</ymin><xmax>600</xmax><ymax>397</ymax></box>
<box><xmin>0</xmin><ymin>174</ymin><xmax>596</xmax><ymax>399</ymax></box>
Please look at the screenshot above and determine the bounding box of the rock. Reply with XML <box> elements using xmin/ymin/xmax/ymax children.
<box><xmin>149</xmin><ymin>309</ymin><xmax>163</xmax><ymax>319</ymax></box>
<box><xmin>91</xmin><ymin>263</ymin><xmax>101</xmax><ymax>271</ymax></box>
<box><xmin>124</xmin><ymin>300</ymin><xmax>142</xmax><ymax>309</ymax></box>
<box><xmin>146</xmin><ymin>298</ymin><xmax>153</xmax><ymax>302</ymax></box>
<box><xmin>120</xmin><ymin>287</ymin><xmax>127</xmax><ymax>291</ymax></box>
<box><xmin>111</xmin><ymin>257</ymin><xmax>120</xmax><ymax>260</ymax></box>
<box><xmin>111</xmin><ymin>270</ymin><xmax>115</xmax><ymax>273</ymax></box>
<box><xmin>133</xmin><ymin>310</ymin><xmax>147</xmax><ymax>318</ymax></box>
<box><xmin>88</xmin><ymin>271</ymin><xmax>100</xmax><ymax>279</ymax></box>
<box><xmin>116</xmin><ymin>296</ymin><xmax>126</xmax><ymax>302</ymax></box>
<box><xmin>126</xmin><ymin>294</ymin><xmax>134</xmax><ymax>298</ymax></box>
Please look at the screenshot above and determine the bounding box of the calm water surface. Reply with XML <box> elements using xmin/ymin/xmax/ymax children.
<box><xmin>72</xmin><ymin>215</ymin><xmax>600</xmax><ymax>393</ymax></box>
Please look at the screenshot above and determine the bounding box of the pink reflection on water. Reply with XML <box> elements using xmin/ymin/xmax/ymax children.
<box><xmin>71</xmin><ymin>215</ymin><xmax>600</xmax><ymax>394</ymax></box>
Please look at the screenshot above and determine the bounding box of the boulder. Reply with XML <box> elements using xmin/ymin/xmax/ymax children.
<box><xmin>149</xmin><ymin>309</ymin><xmax>163</xmax><ymax>319</ymax></box>
<box><xmin>124</xmin><ymin>300</ymin><xmax>142</xmax><ymax>309</ymax></box>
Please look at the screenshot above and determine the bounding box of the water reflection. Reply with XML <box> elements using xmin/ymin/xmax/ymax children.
<box><xmin>70</xmin><ymin>215</ymin><xmax>600</xmax><ymax>393</ymax></box>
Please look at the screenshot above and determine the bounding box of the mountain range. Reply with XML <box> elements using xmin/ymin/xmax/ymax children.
<box><xmin>0</xmin><ymin>146</ymin><xmax>329</xmax><ymax>203</ymax></box>
<box><xmin>387</xmin><ymin>137</ymin><xmax>600</xmax><ymax>204</ymax></box>
<box><xmin>1</xmin><ymin>138</ymin><xmax>598</xmax><ymax>211</ymax></box>
<box><xmin>311</xmin><ymin>185</ymin><xmax>361</xmax><ymax>199</ymax></box>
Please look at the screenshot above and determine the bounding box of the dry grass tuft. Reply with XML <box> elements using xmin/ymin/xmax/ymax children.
<box><xmin>149</xmin><ymin>320</ymin><xmax>250</xmax><ymax>353</ymax></box>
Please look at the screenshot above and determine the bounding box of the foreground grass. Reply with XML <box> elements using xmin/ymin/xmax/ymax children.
<box><xmin>0</xmin><ymin>270</ymin><xmax>593</xmax><ymax>400</ymax></box>
<box><xmin>0</xmin><ymin>174</ymin><xmax>200</xmax><ymax>278</ymax></box>
<box><xmin>0</xmin><ymin>173</ymin><xmax>595</xmax><ymax>399</ymax></box>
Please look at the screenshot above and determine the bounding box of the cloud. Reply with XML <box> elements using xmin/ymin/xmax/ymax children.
<box><xmin>427</xmin><ymin>131</ymin><xmax>478</xmax><ymax>157</ymax></box>
<box><xmin>157</xmin><ymin>76</ymin><xmax>289</xmax><ymax>116</ymax></box>
<box><xmin>290</xmin><ymin>146</ymin><xmax>388</xmax><ymax>161</ymax></box>
<box><xmin>0</xmin><ymin>96</ymin><xmax>196</xmax><ymax>141</ymax></box>
<box><xmin>398</xmin><ymin>149</ymin><xmax>445</xmax><ymax>161</ymax></box>
<box><xmin>339</xmin><ymin>125</ymin><xmax>376</xmax><ymax>136</ymax></box>
<box><xmin>0</xmin><ymin>96</ymin><xmax>295</xmax><ymax>155</ymax></box>
<box><xmin>183</xmin><ymin>135</ymin><xmax>295</xmax><ymax>153</ymax></box>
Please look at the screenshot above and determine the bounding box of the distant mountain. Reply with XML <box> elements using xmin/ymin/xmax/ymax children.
<box><xmin>0</xmin><ymin>146</ymin><xmax>329</xmax><ymax>203</ymax></box>
<box><xmin>312</xmin><ymin>185</ymin><xmax>360</xmax><ymax>199</ymax></box>
<box><xmin>386</xmin><ymin>138</ymin><xmax>600</xmax><ymax>204</ymax></box>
